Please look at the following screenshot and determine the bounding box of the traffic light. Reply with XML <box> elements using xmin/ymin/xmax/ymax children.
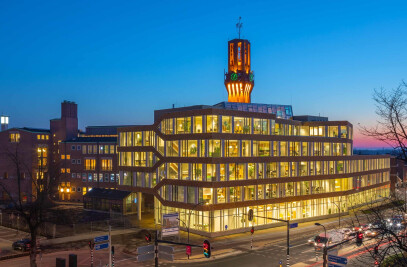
<box><xmin>248</xmin><ymin>209</ymin><xmax>253</xmax><ymax>221</ymax></box>
<box><xmin>111</xmin><ymin>245</ymin><xmax>115</xmax><ymax>255</ymax></box>
<box><xmin>356</xmin><ymin>231</ymin><xmax>363</xmax><ymax>246</ymax></box>
<box><xmin>251</xmin><ymin>226</ymin><xmax>254</xmax><ymax>235</ymax></box>
<box><xmin>88</xmin><ymin>241</ymin><xmax>94</xmax><ymax>249</ymax></box>
<box><xmin>374</xmin><ymin>246</ymin><xmax>378</xmax><ymax>255</ymax></box>
<box><xmin>203</xmin><ymin>240</ymin><xmax>211</xmax><ymax>258</ymax></box>
<box><xmin>145</xmin><ymin>233</ymin><xmax>152</xmax><ymax>243</ymax></box>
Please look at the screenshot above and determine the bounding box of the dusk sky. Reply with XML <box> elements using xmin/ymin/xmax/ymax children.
<box><xmin>1</xmin><ymin>0</ymin><xmax>407</xmax><ymax>147</ymax></box>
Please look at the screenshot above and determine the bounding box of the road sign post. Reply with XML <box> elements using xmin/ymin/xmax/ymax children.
<box><xmin>112</xmin><ymin>245</ymin><xmax>115</xmax><ymax>267</ymax></box>
<box><xmin>89</xmin><ymin>242</ymin><xmax>94</xmax><ymax>267</ymax></box>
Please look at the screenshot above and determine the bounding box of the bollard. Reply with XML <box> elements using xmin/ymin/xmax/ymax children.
<box><xmin>69</xmin><ymin>254</ymin><xmax>77</xmax><ymax>267</ymax></box>
<box><xmin>56</xmin><ymin>257</ymin><xmax>66</xmax><ymax>267</ymax></box>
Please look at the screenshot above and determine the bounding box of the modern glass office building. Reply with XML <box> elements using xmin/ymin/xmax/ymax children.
<box><xmin>117</xmin><ymin>103</ymin><xmax>390</xmax><ymax>236</ymax></box>
<box><xmin>116</xmin><ymin>37</ymin><xmax>391</xmax><ymax>236</ymax></box>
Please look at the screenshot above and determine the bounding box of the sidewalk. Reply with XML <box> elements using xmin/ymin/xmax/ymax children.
<box><xmin>40</xmin><ymin>228</ymin><xmax>141</xmax><ymax>246</ymax></box>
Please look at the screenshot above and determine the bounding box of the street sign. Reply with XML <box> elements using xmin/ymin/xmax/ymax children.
<box><xmin>162</xmin><ymin>213</ymin><xmax>179</xmax><ymax>237</ymax></box>
<box><xmin>186</xmin><ymin>245</ymin><xmax>191</xmax><ymax>256</ymax></box>
<box><xmin>137</xmin><ymin>253</ymin><xmax>155</xmax><ymax>262</ymax></box>
<box><xmin>137</xmin><ymin>245</ymin><xmax>155</xmax><ymax>255</ymax></box>
<box><xmin>94</xmin><ymin>235</ymin><xmax>109</xmax><ymax>243</ymax></box>
<box><xmin>158</xmin><ymin>245</ymin><xmax>174</xmax><ymax>254</ymax></box>
<box><xmin>289</xmin><ymin>223</ymin><xmax>298</xmax><ymax>228</ymax></box>
<box><xmin>94</xmin><ymin>242</ymin><xmax>109</xmax><ymax>251</ymax></box>
<box><xmin>328</xmin><ymin>264</ymin><xmax>343</xmax><ymax>267</ymax></box>
<box><xmin>328</xmin><ymin>255</ymin><xmax>348</xmax><ymax>265</ymax></box>
<box><xmin>158</xmin><ymin>252</ymin><xmax>174</xmax><ymax>261</ymax></box>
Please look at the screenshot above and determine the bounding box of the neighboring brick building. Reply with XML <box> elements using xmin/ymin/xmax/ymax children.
<box><xmin>50</xmin><ymin>101</ymin><xmax>78</xmax><ymax>166</ymax></box>
<box><xmin>58</xmin><ymin>134</ymin><xmax>119</xmax><ymax>201</ymax></box>
<box><xmin>0</xmin><ymin>127</ymin><xmax>51</xmax><ymax>203</ymax></box>
<box><xmin>0</xmin><ymin>101</ymin><xmax>121</xmax><ymax>204</ymax></box>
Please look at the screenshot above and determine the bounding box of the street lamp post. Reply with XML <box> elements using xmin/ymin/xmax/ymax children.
<box><xmin>332</xmin><ymin>201</ymin><xmax>341</xmax><ymax>228</ymax></box>
<box><xmin>315</xmin><ymin>222</ymin><xmax>327</xmax><ymax>267</ymax></box>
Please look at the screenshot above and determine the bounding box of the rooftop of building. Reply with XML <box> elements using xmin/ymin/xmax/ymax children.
<box><xmin>62</xmin><ymin>136</ymin><xmax>117</xmax><ymax>143</ymax></box>
<box><xmin>154</xmin><ymin>101</ymin><xmax>294</xmax><ymax>122</ymax></box>
<box><xmin>84</xmin><ymin>188</ymin><xmax>131</xmax><ymax>200</ymax></box>
<box><xmin>15</xmin><ymin>127</ymin><xmax>51</xmax><ymax>133</ymax></box>
<box><xmin>292</xmin><ymin>115</ymin><xmax>328</xmax><ymax>122</ymax></box>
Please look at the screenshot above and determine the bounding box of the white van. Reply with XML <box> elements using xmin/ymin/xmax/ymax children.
<box><xmin>314</xmin><ymin>231</ymin><xmax>344</xmax><ymax>250</ymax></box>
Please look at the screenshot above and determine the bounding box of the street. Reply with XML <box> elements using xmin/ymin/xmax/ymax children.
<box><xmin>0</xmin><ymin>216</ymin><xmax>381</xmax><ymax>267</ymax></box>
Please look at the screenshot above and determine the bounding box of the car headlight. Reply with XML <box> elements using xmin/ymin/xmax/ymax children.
<box><xmin>390</xmin><ymin>223</ymin><xmax>393</xmax><ymax>226</ymax></box>
<box><xmin>397</xmin><ymin>223</ymin><xmax>401</xmax><ymax>227</ymax></box>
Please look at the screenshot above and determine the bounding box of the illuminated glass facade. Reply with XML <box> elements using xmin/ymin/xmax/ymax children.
<box><xmin>117</xmin><ymin>106</ymin><xmax>391</xmax><ymax>236</ymax></box>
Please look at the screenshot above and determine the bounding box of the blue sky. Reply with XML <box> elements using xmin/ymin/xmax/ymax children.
<box><xmin>1</xmin><ymin>0</ymin><xmax>407</xmax><ymax>146</ymax></box>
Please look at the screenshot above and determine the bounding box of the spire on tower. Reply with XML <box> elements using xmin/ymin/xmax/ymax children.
<box><xmin>236</xmin><ymin>16</ymin><xmax>243</xmax><ymax>39</ymax></box>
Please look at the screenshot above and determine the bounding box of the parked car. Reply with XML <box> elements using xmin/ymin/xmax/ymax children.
<box><xmin>12</xmin><ymin>239</ymin><xmax>31</xmax><ymax>251</ymax></box>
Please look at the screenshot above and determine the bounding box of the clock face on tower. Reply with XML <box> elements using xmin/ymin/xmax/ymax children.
<box><xmin>231</xmin><ymin>72</ymin><xmax>238</xmax><ymax>81</ymax></box>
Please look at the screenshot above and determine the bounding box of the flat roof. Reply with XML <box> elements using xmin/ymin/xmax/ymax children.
<box><xmin>62</xmin><ymin>137</ymin><xmax>117</xmax><ymax>143</ymax></box>
<box><xmin>84</xmin><ymin>188</ymin><xmax>131</xmax><ymax>200</ymax></box>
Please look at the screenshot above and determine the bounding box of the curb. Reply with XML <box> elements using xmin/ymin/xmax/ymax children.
<box><xmin>171</xmin><ymin>249</ymin><xmax>242</xmax><ymax>263</ymax></box>
<box><xmin>0</xmin><ymin>252</ymin><xmax>29</xmax><ymax>261</ymax></box>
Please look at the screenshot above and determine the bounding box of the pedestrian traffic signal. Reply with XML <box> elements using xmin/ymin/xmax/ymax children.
<box><xmin>203</xmin><ymin>240</ymin><xmax>211</xmax><ymax>258</ymax></box>
<box><xmin>248</xmin><ymin>209</ymin><xmax>254</xmax><ymax>221</ymax></box>
<box><xmin>112</xmin><ymin>245</ymin><xmax>115</xmax><ymax>255</ymax></box>
<box><xmin>356</xmin><ymin>232</ymin><xmax>363</xmax><ymax>246</ymax></box>
<box><xmin>145</xmin><ymin>233</ymin><xmax>152</xmax><ymax>243</ymax></box>
<box><xmin>374</xmin><ymin>246</ymin><xmax>378</xmax><ymax>255</ymax></box>
<box><xmin>251</xmin><ymin>226</ymin><xmax>254</xmax><ymax>235</ymax></box>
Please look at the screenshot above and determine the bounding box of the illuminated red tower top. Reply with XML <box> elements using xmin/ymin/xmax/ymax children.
<box><xmin>224</xmin><ymin>18</ymin><xmax>254</xmax><ymax>103</ymax></box>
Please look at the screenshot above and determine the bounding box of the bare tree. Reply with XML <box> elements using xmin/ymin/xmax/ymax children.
<box><xmin>349</xmin><ymin>196</ymin><xmax>407</xmax><ymax>266</ymax></box>
<box><xmin>0</xmin><ymin>143</ymin><xmax>58</xmax><ymax>267</ymax></box>
<box><xmin>360</xmin><ymin>81</ymin><xmax>407</xmax><ymax>161</ymax></box>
